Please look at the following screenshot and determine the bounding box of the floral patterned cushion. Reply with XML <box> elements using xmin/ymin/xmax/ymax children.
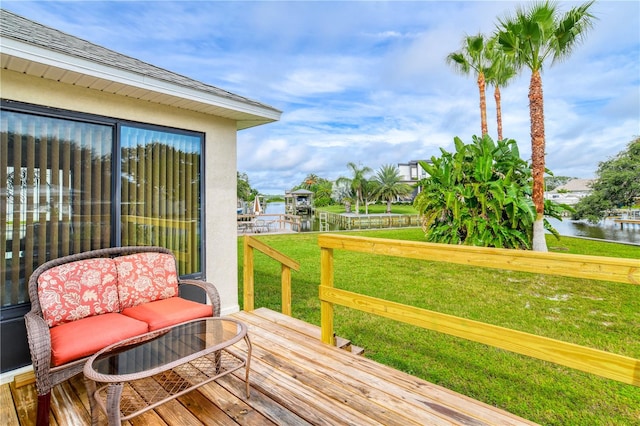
<box><xmin>38</xmin><ymin>258</ymin><xmax>120</xmax><ymax>328</ymax></box>
<box><xmin>115</xmin><ymin>252</ymin><xmax>178</xmax><ymax>309</ymax></box>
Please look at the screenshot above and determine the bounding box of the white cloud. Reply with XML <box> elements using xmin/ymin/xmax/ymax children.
<box><xmin>4</xmin><ymin>0</ymin><xmax>638</xmax><ymax>195</ymax></box>
<box><xmin>278</xmin><ymin>67</ymin><xmax>362</xmax><ymax>97</ymax></box>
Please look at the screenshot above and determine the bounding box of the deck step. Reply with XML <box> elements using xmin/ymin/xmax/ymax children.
<box><xmin>250</xmin><ymin>308</ymin><xmax>364</xmax><ymax>355</ymax></box>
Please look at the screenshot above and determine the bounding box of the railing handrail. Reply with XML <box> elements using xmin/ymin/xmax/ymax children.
<box><xmin>318</xmin><ymin>234</ymin><xmax>640</xmax><ymax>386</ymax></box>
<box><xmin>243</xmin><ymin>235</ymin><xmax>300</xmax><ymax>315</ymax></box>
<box><xmin>238</xmin><ymin>213</ymin><xmax>302</xmax><ymax>233</ymax></box>
<box><xmin>319</xmin><ymin>233</ymin><xmax>639</xmax><ymax>284</ymax></box>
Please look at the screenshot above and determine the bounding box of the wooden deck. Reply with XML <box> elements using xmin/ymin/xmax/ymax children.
<box><xmin>2</xmin><ymin>308</ymin><xmax>537</xmax><ymax>425</ymax></box>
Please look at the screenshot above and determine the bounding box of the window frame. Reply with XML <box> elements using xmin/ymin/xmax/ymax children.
<box><xmin>116</xmin><ymin>121</ymin><xmax>206</xmax><ymax>279</ymax></box>
<box><xmin>1</xmin><ymin>99</ymin><xmax>206</xmax><ymax>310</ymax></box>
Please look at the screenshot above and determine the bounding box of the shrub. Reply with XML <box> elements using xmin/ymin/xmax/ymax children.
<box><xmin>413</xmin><ymin>135</ymin><xmax>566</xmax><ymax>248</ymax></box>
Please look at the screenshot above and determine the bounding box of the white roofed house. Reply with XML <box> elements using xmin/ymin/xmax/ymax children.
<box><xmin>0</xmin><ymin>9</ymin><xmax>280</xmax><ymax>377</ymax></box>
<box><xmin>545</xmin><ymin>178</ymin><xmax>595</xmax><ymax>205</ymax></box>
<box><xmin>397</xmin><ymin>159</ymin><xmax>431</xmax><ymax>200</ymax></box>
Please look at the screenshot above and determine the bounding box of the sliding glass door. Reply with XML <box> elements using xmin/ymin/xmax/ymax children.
<box><xmin>120</xmin><ymin>125</ymin><xmax>202</xmax><ymax>275</ymax></box>
<box><xmin>1</xmin><ymin>111</ymin><xmax>113</xmax><ymax>309</ymax></box>
<box><xmin>1</xmin><ymin>103</ymin><xmax>204</xmax><ymax>372</ymax></box>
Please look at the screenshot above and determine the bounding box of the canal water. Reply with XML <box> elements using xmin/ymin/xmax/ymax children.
<box><xmin>546</xmin><ymin>217</ymin><xmax>639</xmax><ymax>245</ymax></box>
<box><xmin>264</xmin><ymin>202</ymin><xmax>285</xmax><ymax>215</ymax></box>
<box><xmin>266</xmin><ymin>202</ymin><xmax>639</xmax><ymax>245</ymax></box>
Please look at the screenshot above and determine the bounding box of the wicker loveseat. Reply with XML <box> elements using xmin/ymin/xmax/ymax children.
<box><xmin>24</xmin><ymin>246</ymin><xmax>220</xmax><ymax>426</ymax></box>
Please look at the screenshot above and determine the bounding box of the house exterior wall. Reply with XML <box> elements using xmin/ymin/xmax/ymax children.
<box><xmin>1</xmin><ymin>69</ymin><xmax>241</xmax><ymax>314</ymax></box>
<box><xmin>398</xmin><ymin>160</ymin><xmax>430</xmax><ymax>200</ymax></box>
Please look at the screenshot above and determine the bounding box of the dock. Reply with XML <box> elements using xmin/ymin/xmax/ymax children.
<box><xmin>613</xmin><ymin>219</ymin><xmax>640</xmax><ymax>229</ymax></box>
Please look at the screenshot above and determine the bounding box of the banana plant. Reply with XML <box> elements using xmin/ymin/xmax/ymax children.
<box><xmin>414</xmin><ymin>134</ymin><xmax>568</xmax><ymax>249</ymax></box>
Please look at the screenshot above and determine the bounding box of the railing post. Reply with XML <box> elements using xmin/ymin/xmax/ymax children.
<box><xmin>243</xmin><ymin>235</ymin><xmax>299</xmax><ymax>313</ymax></box>
<box><xmin>281</xmin><ymin>265</ymin><xmax>292</xmax><ymax>316</ymax></box>
<box><xmin>320</xmin><ymin>245</ymin><xmax>335</xmax><ymax>345</ymax></box>
<box><xmin>243</xmin><ymin>236</ymin><xmax>255</xmax><ymax>311</ymax></box>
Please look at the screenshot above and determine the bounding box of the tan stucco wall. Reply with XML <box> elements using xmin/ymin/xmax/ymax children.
<box><xmin>1</xmin><ymin>70</ymin><xmax>240</xmax><ymax>314</ymax></box>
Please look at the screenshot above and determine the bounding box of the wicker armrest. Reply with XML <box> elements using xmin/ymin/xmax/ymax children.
<box><xmin>178</xmin><ymin>279</ymin><xmax>221</xmax><ymax>317</ymax></box>
<box><xmin>24</xmin><ymin>311</ymin><xmax>53</xmax><ymax>393</ymax></box>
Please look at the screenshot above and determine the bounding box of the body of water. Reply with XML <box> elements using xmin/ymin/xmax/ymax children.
<box><xmin>265</xmin><ymin>202</ymin><xmax>285</xmax><ymax>214</ymax></box>
<box><xmin>547</xmin><ymin>217</ymin><xmax>639</xmax><ymax>245</ymax></box>
<box><xmin>266</xmin><ymin>203</ymin><xmax>639</xmax><ymax>245</ymax></box>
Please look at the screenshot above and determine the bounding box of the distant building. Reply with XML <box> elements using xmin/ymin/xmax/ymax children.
<box><xmin>545</xmin><ymin>178</ymin><xmax>595</xmax><ymax>205</ymax></box>
<box><xmin>397</xmin><ymin>160</ymin><xmax>431</xmax><ymax>200</ymax></box>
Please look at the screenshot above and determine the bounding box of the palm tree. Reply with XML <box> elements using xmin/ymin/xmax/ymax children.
<box><xmin>497</xmin><ymin>1</ymin><xmax>596</xmax><ymax>251</ymax></box>
<box><xmin>485</xmin><ymin>37</ymin><xmax>516</xmax><ymax>141</ymax></box>
<box><xmin>361</xmin><ymin>180</ymin><xmax>379</xmax><ymax>215</ymax></box>
<box><xmin>301</xmin><ymin>173</ymin><xmax>320</xmax><ymax>190</ymax></box>
<box><xmin>447</xmin><ymin>33</ymin><xmax>491</xmax><ymax>136</ymax></box>
<box><xmin>314</xmin><ymin>179</ymin><xmax>334</xmax><ymax>207</ymax></box>
<box><xmin>373</xmin><ymin>164</ymin><xmax>412</xmax><ymax>214</ymax></box>
<box><xmin>336</xmin><ymin>162</ymin><xmax>373</xmax><ymax>214</ymax></box>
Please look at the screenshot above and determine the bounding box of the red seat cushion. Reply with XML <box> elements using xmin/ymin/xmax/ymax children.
<box><xmin>50</xmin><ymin>313</ymin><xmax>148</xmax><ymax>366</ymax></box>
<box><xmin>122</xmin><ymin>297</ymin><xmax>213</xmax><ymax>331</ymax></box>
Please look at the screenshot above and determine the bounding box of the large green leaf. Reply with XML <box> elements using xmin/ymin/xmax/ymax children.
<box><xmin>415</xmin><ymin>134</ymin><xmax>568</xmax><ymax>249</ymax></box>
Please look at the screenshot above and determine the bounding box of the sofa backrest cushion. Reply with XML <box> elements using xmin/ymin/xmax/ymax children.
<box><xmin>115</xmin><ymin>252</ymin><xmax>179</xmax><ymax>309</ymax></box>
<box><xmin>38</xmin><ymin>258</ymin><xmax>120</xmax><ymax>327</ymax></box>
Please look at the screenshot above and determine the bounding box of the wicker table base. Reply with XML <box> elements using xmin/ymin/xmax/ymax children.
<box><xmin>84</xmin><ymin>318</ymin><xmax>251</xmax><ymax>425</ymax></box>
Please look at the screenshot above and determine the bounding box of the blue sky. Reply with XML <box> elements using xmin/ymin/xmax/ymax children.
<box><xmin>4</xmin><ymin>1</ymin><xmax>639</xmax><ymax>194</ymax></box>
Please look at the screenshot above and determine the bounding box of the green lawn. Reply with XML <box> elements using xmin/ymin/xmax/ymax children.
<box><xmin>237</xmin><ymin>229</ymin><xmax>640</xmax><ymax>425</ymax></box>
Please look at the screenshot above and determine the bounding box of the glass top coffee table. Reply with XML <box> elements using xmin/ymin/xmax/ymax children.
<box><xmin>83</xmin><ymin>317</ymin><xmax>251</xmax><ymax>425</ymax></box>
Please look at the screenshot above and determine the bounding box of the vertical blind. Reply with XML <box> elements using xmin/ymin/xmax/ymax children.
<box><xmin>120</xmin><ymin>126</ymin><xmax>201</xmax><ymax>275</ymax></box>
<box><xmin>1</xmin><ymin>111</ymin><xmax>112</xmax><ymax>307</ymax></box>
<box><xmin>2</xmin><ymin>110</ymin><xmax>204</xmax><ymax>309</ymax></box>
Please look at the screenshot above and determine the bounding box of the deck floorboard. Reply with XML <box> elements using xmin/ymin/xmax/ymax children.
<box><xmin>4</xmin><ymin>309</ymin><xmax>537</xmax><ymax>425</ymax></box>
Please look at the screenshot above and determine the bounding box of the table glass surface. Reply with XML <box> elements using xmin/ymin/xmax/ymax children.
<box><xmin>90</xmin><ymin>318</ymin><xmax>243</xmax><ymax>376</ymax></box>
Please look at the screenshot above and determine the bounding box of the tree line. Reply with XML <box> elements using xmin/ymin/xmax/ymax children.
<box><xmin>294</xmin><ymin>163</ymin><xmax>413</xmax><ymax>214</ymax></box>
<box><xmin>572</xmin><ymin>137</ymin><xmax>640</xmax><ymax>222</ymax></box>
<box><xmin>238</xmin><ymin>162</ymin><xmax>414</xmax><ymax>215</ymax></box>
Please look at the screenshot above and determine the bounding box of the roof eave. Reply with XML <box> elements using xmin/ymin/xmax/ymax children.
<box><xmin>1</xmin><ymin>37</ymin><xmax>281</xmax><ymax>129</ymax></box>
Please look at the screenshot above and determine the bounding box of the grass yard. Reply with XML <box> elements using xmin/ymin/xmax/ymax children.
<box><xmin>237</xmin><ymin>229</ymin><xmax>640</xmax><ymax>425</ymax></box>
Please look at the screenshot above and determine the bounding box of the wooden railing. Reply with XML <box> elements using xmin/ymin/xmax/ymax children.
<box><xmin>238</xmin><ymin>214</ymin><xmax>302</xmax><ymax>233</ymax></box>
<box><xmin>318</xmin><ymin>234</ymin><xmax>640</xmax><ymax>386</ymax></box>
<box><xmin>242</xmin><ymin>235</ymin><xmax>300</xmax><ymax>315</ymax></box>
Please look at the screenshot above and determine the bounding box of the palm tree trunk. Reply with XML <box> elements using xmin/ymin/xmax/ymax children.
<box><xmin>478</xmin><ymin>72</ymin><xmax>488</xmax><ymax>136</ymax></box>
<box><xmin>387</xmin><ymin>199</ymin><xmax>392</xmax><ymax>214</ymax></box>
<box><xmin>529</xmin><ymin>69</ymin><xmax>547</xmax><ymax>252</ymax></box>
<box><xmin>494</xmin><ymin>85</ymin><xmax>503</xmax><ymax>141</ymax></box>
